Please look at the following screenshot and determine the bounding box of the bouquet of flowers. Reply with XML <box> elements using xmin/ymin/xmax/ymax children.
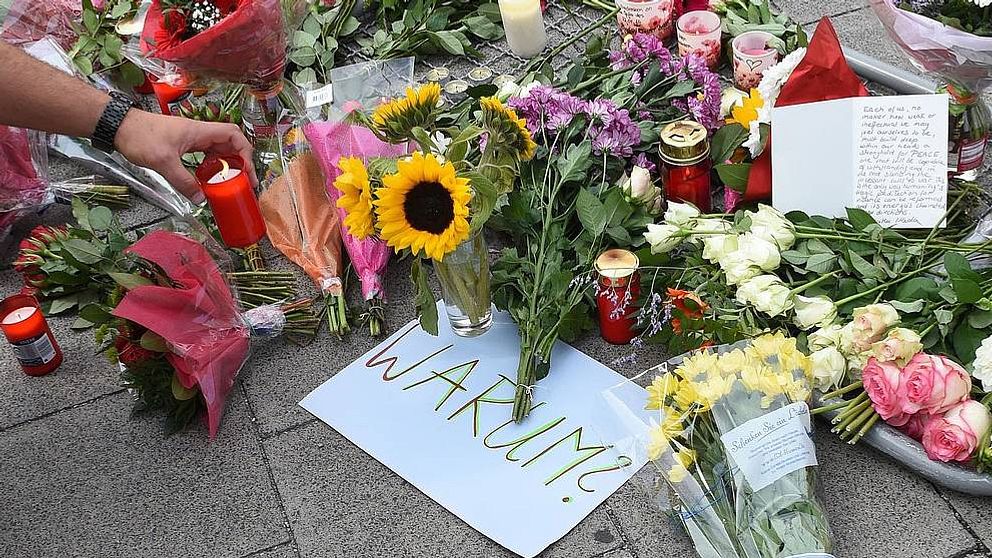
<box><xmin>335</xmin><ymin>83</ymin><xmax>535</xmax><ymax>337</ymax></box>
<box><xmin>603</xmin><ymin>335</ymin><xmax>834</xmax><ymax>557</ymax></box>
<box><xmin>137</xmin><ymin>0</ymin><xmax>304</xmax><ymax>88</ymax></box>
<box><xmin>0</xmin><ymin>125</ymin><xmax>53</xmax><ymax>240</ymax></box>
<box><xmin>872</xmin><ymin>0</ymin><xmax>992</xmax><ymax>174</ymax></box>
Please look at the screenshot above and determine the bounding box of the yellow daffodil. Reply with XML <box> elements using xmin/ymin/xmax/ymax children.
<box><xmin>725</xmin><ymin>88</ymin><xmax>764</xmax><ymax>128</ymax></box>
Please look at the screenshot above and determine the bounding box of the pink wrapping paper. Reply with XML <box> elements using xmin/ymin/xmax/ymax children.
<box><xmin>871</xmin><ymin>0</ymin><xmax>992</xmax><ymax>91</ymax></box>
<box><xmin>112</xmin><ymin>230</ymin><xmax>249</xmax><ymax>437</ymax></box>
<box><xmin>304</xmin><ymin>121</ymin><xmax>408</xmax><ymax>301</ymax></box>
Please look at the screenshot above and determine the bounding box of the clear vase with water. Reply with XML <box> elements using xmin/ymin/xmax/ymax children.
<box><xmin>434</xmin><ymin>233</ymin><xmax>493</xmax><ymax>338</ymax></box>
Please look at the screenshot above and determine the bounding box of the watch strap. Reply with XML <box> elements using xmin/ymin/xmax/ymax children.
<box><xmin>92</xmin><ymin>92</ymin><xmax>136</xmax><ymax>152</ymax></box>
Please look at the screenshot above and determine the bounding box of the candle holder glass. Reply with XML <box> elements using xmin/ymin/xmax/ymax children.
<box><xmin>195</xmin><ymin>154</ymin><xmax>267</xmax><ymax>251</ymax></box>
<box><xmin>732</xmin><ymin>31</ymin><xmax>779</xmax><ymax>90</ymax></box>
<box><xmin>676</xmin><ymin>10</ymin><xmax>722</xmax><ymax>70</ymax></box>
<box><xmin>616</xmin><ymin>0</ymin><xmax>676</xmax><ymax>42</ymax></box>
<box><xmin>434</xmin><ymin>232</ymin><xmax>493</xmax><ymax>338</ymax></box>
<box><xmin>0</xmin><ymin>293</ymin><xmax>63</xmax><ymax>376</ymax></box>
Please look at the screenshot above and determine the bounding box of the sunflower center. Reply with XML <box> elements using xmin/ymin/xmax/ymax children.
<box><xmin>404</xmin><ymin>181</ymin><xmax>455</xmax><ymax>234</ymax></box>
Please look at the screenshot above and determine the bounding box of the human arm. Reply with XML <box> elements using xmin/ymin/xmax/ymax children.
<box><xmin>0</xmin><ymin>40</ymin><xmax>257</xmax><ymax>198</ymax></box>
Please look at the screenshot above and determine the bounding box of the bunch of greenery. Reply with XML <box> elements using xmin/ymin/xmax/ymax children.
<box><xmin>286</xmin><ymin>0</ymin><xmax>361</xmax><ymax>86</ymax></box>
<box><xmin>358</xmin><ymin>0</ymin><xmax>504</xmax><ymax>59</ymax></box>
<box><xmin>69</xmin><ymin>0</ymin><xmax>145</xmax><ymax>87</ymax></box>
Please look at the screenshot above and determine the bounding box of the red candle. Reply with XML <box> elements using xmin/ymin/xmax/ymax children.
<box><xmin>150</xmin><ymin>78</ymin><xmax>192</xmax><ymax>116</ymax></box>
<box><xmin>659</xmin><ymin>120</ymin><xmax>712</xmax><ymax>213</ymax></box>
<box><xmin>0</xmin><ymin>294</ymin><xmax>63</xmax><ymax>376</ymax></box>
<box><xmin>195</xmin><ymin>155</ymin><xmax>266</xmax><ymax>248</ymax></box>
<box><xmin>595</xmin><ymin>249</ymin><xmax>641</xmax><ymax>345</ymax></box>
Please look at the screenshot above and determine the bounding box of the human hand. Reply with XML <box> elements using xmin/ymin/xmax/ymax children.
<box><xmin>114</xmin><ymin>109</ymin><xmax>258</xmax><ymax>201</ymax></box>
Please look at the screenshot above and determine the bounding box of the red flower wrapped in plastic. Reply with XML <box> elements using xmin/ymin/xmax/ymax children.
<box><xmin>139</xmin><ymin>0</ymin><xmax>301</xmax><ymax>88</ymax></box>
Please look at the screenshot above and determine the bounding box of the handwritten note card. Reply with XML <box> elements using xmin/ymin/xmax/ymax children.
<box><xmin>772</xmin><ymin>94</ymin><xmax>948</xmax><ymax>228</ymax></box>
<box><xmin>300</xmin><ymin>307</ymin><xmax>646</xmax><ymax>558</ymax></box>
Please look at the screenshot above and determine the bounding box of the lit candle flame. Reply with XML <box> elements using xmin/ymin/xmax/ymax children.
<box><xmin>220</xmin><ymin>158</ymin><xmax>231</xmax><ymax>178</ymax></box>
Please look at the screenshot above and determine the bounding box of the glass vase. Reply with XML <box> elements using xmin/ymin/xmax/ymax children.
<box><xmin>434</xmin><ymin>233</ymin><xmax>493</xmax><ymax>338</ymax></box>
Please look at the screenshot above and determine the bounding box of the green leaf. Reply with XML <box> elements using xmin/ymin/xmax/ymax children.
<box><xmin>463</xmin><ymin>15</ymin><xmax>503</xmax><ymax>39</ymax></box>
<box><xmin>895</xmin><ymin>277</ymin><xmax>939</xmax><ymax>302</ymax></box>
<box><xmin>140</xmin><ymin>330</ymin><xmax>169</xmax><ymax>352</ymax></box>
<box><xmin>935</xmin><ymin>308</ymin><xmax>955</xmax><ymax>325</ymax></box>
<box><xmin>108</xmin><ymin>272</ymin><xmax>153</xmax><ymax>290</ymax></box>
<box><xmin>556</xmin><ymin>142</ymin><xmax>592</xmax><ymax>184</ymax></box>
<box><xmin>968</xmin><ymin>309</ymin><xmax>992</xmax><ymax>329</ymax></box>
<box><xmin>804</xmin><ymin>253</ymin><xmax>837</xmax><ymax>274</ymax></box>
<box><xmin>952</xmin><ymin>277</ymin><xmax>984</xmax><ymax>304</ymax></box>
<box><xmin>78</xmin><ymin>303</ymin><xmax>111</xmax><ymax>325</ymax></box>
<box><xmin>289</xmin><ymin>47</ymin><xmax>316</xmax><ymax>67</ymax></box>
<box><xmin>889</xmin><ymin>299</ymin><xmax>925</xmax><ymax>314</ymax></box>
<box><xmin>467</xmin><ymin>172</ymin><xmax>498</xmax><ymax>233</ymax></box>
<box><xmin>89</xmin><ymin>206</ymin><xmax>113</xmax><ymax>231</ymax></box>
<box><xmin>430</xmin><ymin>30</ymin><xmax>466</xmax><ymax>55</ymax></box>
<box><xmin>71</xmin><ymin>317</ymin><xmax>95</xmax><ymax>330</ymax></box>
<box><xmin>293</xmin><ymin>30</ymin><xmax>317</xmax><ymax>48</ymax></box>
<box><xmin>119</xmin><ymin>62</ymin><xmax>145</xmax><ymax>87</ymax></box>
<box><xmin>715</xmin><ymin>163</ymin><xmax>751</xmax><ymax>191</ymax></box>
<box><xmin>412</xmin><ymin>259</ymin><xmax>439</xmax><ymax>336</ymax></box>
<box><xmin>293</xmin><ymin>67</ymin><xmax>318</xmax><ymax>87</ymax></box>
<box><xmin>846</xmin><ymin>207</ymin><xmax>876</xmax><ymax>230</ymax></box>
<box><xmin>83</xmin><ymin>9</ymin><xmax>99</xmax><ymax>33</ymax></box>
<box><xmin>49</xmin><ymin>294</ymin><xmax>79</xmax><ymax>314</ymax></box>
<box><xmin>339</xmin><ymin>17</ymin><xmax>361</xmax><ymax>36</ymax></box>
<box><xmin>710</xmin><ymin>124</ymin><xmax>748</xmax><ymax>165</ymax></box>
<box><xmin>62</xmin><ymin>239</ymin><xmax>105</xmax><ymax>265</ymax></box>
<box><xmin>848</xmin><ymin>250</ymin><xmax>886</xmax><ymax>280</ymax></box>
<box><xmin>953</xmin><ymin>322</ymin><xmax>985</xmax><ymax>365</ymax></box>
<box><xmin>72</xmin><ymin>197</ymin><xmax>91</xmax><ymax>231</ymax></box>
<box><xmin>110</xmin><ymin>1</ymin><xmax>132</xmax><ymax>19</ymax></box>
<box><xmin>576</xmin><ymin>188</ymin><xmax>607</xmax><ymax>236</ymax></box>
<box><xmin>945</xmin><ymin>252</ymin><xmax>980</xmax><ymax>281</ymax></box>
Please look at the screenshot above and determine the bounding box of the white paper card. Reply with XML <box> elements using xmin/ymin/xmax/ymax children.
<box><xmin>305</xmin><ymin>83</ymin><xmax>335</xmax><ymax>108</ymax></box>
<box><xmin>300</xmin><ymin>308</ymin><xmax>646</xmax><ymax>558</ymax></box>
<box><xmin>720</xmin><ymin>402</ymin><xmax>817</xmax><ymax>492</ymax></box>
<box><xmin>772</xmin><ymin>95</ymin><xmax>948</xmax><ymax>228</ymax></box>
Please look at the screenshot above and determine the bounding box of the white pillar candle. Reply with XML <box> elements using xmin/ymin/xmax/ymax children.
<box><xmin>498</xmin><ymin>0</ymin><xmax>547</xmax><ymax>59</ymax></box>
<box><xmin>207</xmin><ymin>167</ymin><xmax>242</xmax><ymax>184</ymax></box>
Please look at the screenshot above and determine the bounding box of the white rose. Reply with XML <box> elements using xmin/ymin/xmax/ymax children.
<box><xmin>736</xmin><ymin>274</ymin><xmax>794</xmax><ymax>317</ymax></box>
<box><xmin>702</xmin><ymin>234</ymin><xmax>738</xmax><ymax>263</ymax></box>
<box><xmin>735</xmin><ymin>233</ymin><xmax>781</xmax><ymax>271</ymax></box>
<box><xmin>971</xmin><ymin>335</ymin><xmax>992</xmax><ymax>392</ymax></box>
<box><xmin>793</xmin><ymin>295</ymin><xmax>837</xmax><ymax>330</ymax></box>
<box><xmin>692</xmin><ymin>218</ymin><xmax>732</xmax><ymax>234</ymax></box>
<box><xmin>648</xmin><ymin>187</ymin><xmax>664</xmax><ymax>216</ymax></box>
<box><xmin>645</xmin><ymin>224</ymin><xmax>683</xmax><ymax>254</ymax></box>
<box><xmin>720</xmin><ymin>87</ymin><xmax>747</xmax><ymax>119</ymax></box>
<box><xmin>621</xmin><ymin>166</ymin><xmax>655</xmax><ymax>203</ymax></box>
<box><xmin>719</xmin><ymin>249</ymin><xmax>760</xmax><ymax>285</ymax></box>
<box><xmin>664</xmin><ymin>202</ymin><xmax>700</xmax><ymax>226</ymax></box>
<box><xmin>746</xmin><ymin>204</ymin><xmax>795</xmax><ymax>250</ymax></box>
<box><xmin>811</xmin><ymin>347</ymin><xmax>847</xmax><ymax>391</ymax></box>
<box><xmin>808</xmin><ymin>324</ymin><xmax>844</xmax><ymax>351</ymax></box>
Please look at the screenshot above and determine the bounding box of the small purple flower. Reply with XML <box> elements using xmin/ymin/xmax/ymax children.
<box><xmin>632</xmin><ymin>152</ymin><xmax>657</xmax><ymax>173</ymax></box>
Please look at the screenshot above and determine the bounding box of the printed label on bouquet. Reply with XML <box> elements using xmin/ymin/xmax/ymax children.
<box><xmin>720</xmin><ymin>402</ymin><xmax>817</xmax><ymax>492</ymax></box>
<box><xmin>305</xmin><ymin>83</ymin><xmax>335</xmax><ymax>109</ymax></box>
<box><xmin>11</xmin><ymin>333</ymin><xmax>56</xmax><ymax>366</ymax></box>
<box><xmin>299</xmin><ymin>306</ymin><xmax>648</xmax><ymax>558</ymax></box>
<box><xmin>955</xmin><ymin>134</ymin><xmax>988</xmax><ymax>172</ymax></box>
<box><xmin>773</xmin><ymin>95</ymin><xmax>949</xmax><ymax>229</ymax></box>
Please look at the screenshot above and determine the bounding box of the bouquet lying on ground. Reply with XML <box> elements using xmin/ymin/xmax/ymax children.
<box><xmin>0</xmin><ymin>125</ymin><xmax>51</xmax><ymax>239</ymax></box>
<box><xmin>605</xmin><ymin>335</ymin><xmax>833</xmax><ymax>557</ymax></box>
<box><xmin>639</xmin><ymin>181</ymin><xmax>992</xmax><ymax>468</ymax></box>
<box><xmin>334</xmin><ymin>83</ymin><xmax>534</xmax><ymax>334</ymax></box>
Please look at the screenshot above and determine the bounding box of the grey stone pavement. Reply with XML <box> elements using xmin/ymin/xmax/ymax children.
<box><xmin>2</xmin><ymin>1</ymin><xmax>992</xmax><ymax>557</ymax></box>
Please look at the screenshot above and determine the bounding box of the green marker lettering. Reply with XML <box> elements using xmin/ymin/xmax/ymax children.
<box><xmin>403</xmin><ymin>360</ymin><xmax>477</xmax><ymax>411</ymax></box>
<box><xmin>447</xmin><ymin>375</ymin><xmax>516</xmax><ymax>437</ymax></box>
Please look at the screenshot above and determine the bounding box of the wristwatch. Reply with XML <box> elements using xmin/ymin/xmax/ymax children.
<box><xmin>91</xmin><ymin>92</ymin><xmax>137</xmax><ymax>153</ymax></box>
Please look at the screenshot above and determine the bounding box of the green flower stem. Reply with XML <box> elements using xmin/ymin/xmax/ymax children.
<box><xmin>519</xmin><ymin>8</ymin><xmax>618</xmax><ymax>76</ymax></box>
<box><xmin>810</xmin><ymin>399</ymin><xmax>851</xmax><ymax>415</ymax></box>
<box><xmin>789</xmin><ymin>271</ymin><xmax>839</xmax><ymax>295</ymax></box>
<box><xmin>843</xmin><ymin>405</ymin><xmax>877</xmax><ymax>434</ymax></box>
<box><xmin>848</xmin><ymin>412</ymin><xmax>880</xmax><ymax>444</ymax></box>
<box><xmin>819</xmin><ymin>380</ymin><xmax>863</xmax><ymax>400</ymax></box>
<box><xmin>832</xmin><ymin>398</ymin><xmax>870</xmax><ymax>429</ymax></box>
<box><xmin>830</xmin><ymin>392</ymin><xmax>869</xmax><ymax>424</ymax></box>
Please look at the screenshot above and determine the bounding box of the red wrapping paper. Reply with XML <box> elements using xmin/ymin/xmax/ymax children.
<box><xmin>745</xmin><ymin>18</ymin><xmax>869</xmax><ymax>202</ymax></box>
<box><xmin>112</xmin><ymin>230</ymin><xmax>250</xmax><ymax>437</ymax></box>
<box><xmin>140</xmin><ymin>0</ymin><xmax>289</xmax><ymax>87</ymax></box>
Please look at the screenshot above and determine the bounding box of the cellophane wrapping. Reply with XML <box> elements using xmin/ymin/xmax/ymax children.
<box><xmin>0</xmin><ymin>0</ymin><xmax>80</xmax><ymax>50</ymax></box>
<box><xmin>600</xmin><ymin>338</ymin><xmax>834</xmax><ymax>558</ymax></box>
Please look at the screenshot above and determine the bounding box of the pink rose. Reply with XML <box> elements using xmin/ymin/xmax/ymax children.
<box><xmin>901</xmin><ymin>354</ymin><xmax>972</xmax><ymax>415</ymax></box>
<box><xmin>900</xmin><ymin>413</ymin><xmax>931</xmax><ymax>440</ymax></box>
<box><xmin>862</xmin><ymin>358</ymin><xmax>909</xmax><ymax>426</ymax></box>
<box><xmin>921</xmin><ymin>400</ymin><xmax>992</xmax><ymax>462</ymax></box>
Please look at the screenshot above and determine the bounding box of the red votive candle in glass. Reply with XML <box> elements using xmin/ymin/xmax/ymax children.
<box><xmin>659</xmin><ymin>120</ymin><xmax>712</xmax><ymax>213</ymax></box>
<box><xmin>595</xmin><ymin>249</ymin><xmax>641</xmax><ymax>345</ymax></box>
<box><xmin>150</xmin><ymin>77</ymin><xmax>193</xmax><ymax>116</ymax></box>
<box><xmin>0</xmin><ymin>294</ymin><xmax>63</xmax><ymax>376</ymax></box>
<box><xmin>195</xmin><ymin>155</ymin><xmax>267</xmax><ymax>249</ymax></box>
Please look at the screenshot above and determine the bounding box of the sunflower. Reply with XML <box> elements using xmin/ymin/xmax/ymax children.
<box><xmin>333</xmin><ymin>157</ymin><xmax>375</xmax><ymax>239</ymax></box>
<box><xmin>374</xmin><ymin>152</ymin><xmax>471</xmax><ymax>261</ymax></box>
<box><xmin>725</xmin><ymin>88</ymin><xmax>764</xmax><ymax>129</ymax></box>
<box><xmin>371</xmin><ymin>83</ymin><xmax>442</xmax><ymax>142</ymax></box>
<box><xmin>479</xmin><ymin>96</ymin><xmax>537</xmax><ymax>161</ymax></box>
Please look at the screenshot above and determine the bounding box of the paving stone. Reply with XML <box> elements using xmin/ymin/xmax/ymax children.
<box><xmin>605</xmin><ymin>465</ymin><xmax>697</xmax><ymax>558</ymax></box>
<box><xmin>599</xmin><ymin>549</ymin><xmax>635</xmax><ymax>558</ymax></box>
<box><xmin>803</xmin><ymin>7</ymin><xmax>921</xmax><ymax>76</ymax></box>
<box><xmin>814</xmin><ymin>433</ymin><xmax>975</xmax><ymax>558</ymax></box>
<box><xmin>0</xmin><ymin>268</ymin><xmax>124</xmax><ymax>429</ymax></box>
<box><xmin>242</xmin><ymin>543</ymin><xmax>300</xmax><ymax>558</ymax></box>
<box><xmin>775</xmin><ymin>0</ymin><xmax>868</xmax><ymax>25</ymax></box>
<box><xmin>0</xmin><ymin>391</ymin><xmax>289</xmax><ymax>558</ymax></box>
<box><xmin>941</xmin><ymin>490</ymin><xmax>992</xmax><ymax>550</ymax></box>
<box><xmin>265</xmin><ymin>421</ymin><xmax>622</xmax><ymax>558</ymax></box>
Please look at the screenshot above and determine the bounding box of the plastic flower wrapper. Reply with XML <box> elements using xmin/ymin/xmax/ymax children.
<box><xmin>0</xmin><ymin>125</ymin><xmax>54</xmax><ymax>240</ymax></box>
<box><xmin>0</xmin><ymin>0</ymin><xmax>80</xmax><ymax>50</ymax></box>
<box><xmin>136</xmin><ymin>0</ymin><xmax>306</xmax><ymax>89</ymax></box>
<box><xmin>302</xmin><ymin>58</ymin><xmax>414</xmax><ymax>336</ymax></box>
<box><xmin>600</xmin><ymin>334</ymin><xmax>834</xmax><ymax>557</ymax></box>
<box><xmin>258</xmin><ymin>122</ymin><xmax>349</xmax><ymax>337</ymax></box>
<box><xmin>106</xmin><ymin>223</ymin><xmax>299</xmax><ymax>436</ymax></box>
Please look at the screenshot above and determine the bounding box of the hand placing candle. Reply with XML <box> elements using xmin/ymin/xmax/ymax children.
<box><xmin>498</xmin><ymin>0</ymin><xmax>547</xmax><ymax>58</ymax></box>
<box><xmin>195</xmin><ymin>155</ymin><xmax>267</xmax><ymax>250</ymax></box>
<box><xmin>0</xmin><ymin>293</ymin><xmax>63</xmax><ymax>376</ymax></box>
